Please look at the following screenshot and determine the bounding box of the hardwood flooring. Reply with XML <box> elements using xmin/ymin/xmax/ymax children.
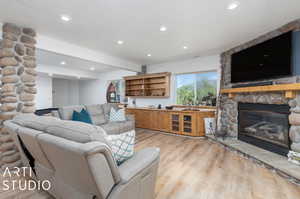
<box><xmin>1</xmin><ymin>129</ymin><xmax>300</xmax><ymax>199</ymax></box>
<box><xmin>135</xmin><ymin>129</ymin><xmax>300</xmax><ymax>199</ymax></box>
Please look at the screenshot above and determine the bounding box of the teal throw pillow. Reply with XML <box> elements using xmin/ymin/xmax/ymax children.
<box><xmin>72</xmin><ymin>110</ymin><xmax>82</xmax><ymax>122</ymax></box>
<box><xmin>80</xmin><ymin>109</ymin><xmax>93</xmax><ymax>124</ymax></box>
<box><xmin>72</xmin><ymin>109</ymin><xmax>93</xmax><ymax>124</ymax></box>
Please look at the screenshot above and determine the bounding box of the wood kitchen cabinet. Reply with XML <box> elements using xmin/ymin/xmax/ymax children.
<box><xmin>157</xmin><ymin>111</ymin><xmax>170</xmax><ymax>132</ymax></box>
<box><xmin>170</xmin><ymin>112</ymin><xmax>197</xmax><ymax>136</ymax></box>
<box><xmin>126</xmin><ymin>107</ymin><xmax>215</xmax><ymax>137</ymax></box>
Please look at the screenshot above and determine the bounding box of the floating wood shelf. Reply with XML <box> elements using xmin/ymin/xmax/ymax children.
<box><xmin>221</xmin><ymin>83</ymin><xmax>300</xmax><ymax>99</ymax></box>
<box><xmin>124</xmin><ymin>72</ymin><xmax>170</xmax><ymax>98</ymax></box>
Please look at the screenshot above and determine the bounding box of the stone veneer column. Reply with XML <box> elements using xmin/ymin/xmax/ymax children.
<box><xmin>0</xmin><ymin>23</ymin><xmax>37</xmax><ymax>169</ymax></box>
<box><xmin>288</xmin><ymin>97</ymin><xmax>300</xmax><ymax>153</ymax></box>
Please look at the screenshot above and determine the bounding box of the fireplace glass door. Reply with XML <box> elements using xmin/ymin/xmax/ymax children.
<box><xmin>238</xmin><ymin>103</ymin><xmax>290</xmax><ymax>156</ymax></box>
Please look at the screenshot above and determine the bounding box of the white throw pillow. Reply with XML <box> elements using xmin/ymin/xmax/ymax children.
<box><xmin>109</xmin><ymin>107</ymin><xmax>126</xmax><ymax>122</ymax></box>
<box><xmin>105</xmin><ymin>130</ymin><xmax>135</xmax><ymax>165</ymax></box>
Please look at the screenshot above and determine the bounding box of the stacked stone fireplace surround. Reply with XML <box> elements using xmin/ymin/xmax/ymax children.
<box><xmin>217</xmin><ymin>19</ymin><xmax>300</xmax><ymax>154</ymax></box>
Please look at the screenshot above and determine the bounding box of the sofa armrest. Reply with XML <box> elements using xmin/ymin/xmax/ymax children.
<box><xmin>125</xmin><ymin>114</ymin><xmax>135</xmax><ymax>121</ymax></box>
<box><xmin>118</xmin><ymin>147</ymin><xmax>160</xmax><ymax>184</ymax></box>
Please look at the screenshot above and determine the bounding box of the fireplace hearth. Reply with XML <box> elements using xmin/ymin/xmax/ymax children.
<box><xmin>238</xmin><ymin>103</ymin><xmax>290</xmax><ymax>156</ymax></box>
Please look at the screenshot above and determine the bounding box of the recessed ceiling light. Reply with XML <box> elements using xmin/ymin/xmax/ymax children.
<box><xmin>160</xmin><ymin>26</ymin><xmax>167</xmax><ymax>32</ymax></box>
<box><xmin>117</xmin><ymin>40</ymin><xmax>124</xmax><ymax>45</ymax></box>
<box><xmin>90</xmin><ymin>67</ymin><xmax>95</xmax><ymax>71</ymax></box>
<box><xmin>227</xmin><ymin>1</ymin><xmax>240</xmax><ymax>10</ymax></box>
<box><xmin>183</xmin><ymin>46</ymin><xmax>188</xmax><ymax>49</ymax></box>
<box><xmin>147</xmin><ymin>54</ymin><xmax>152</xmax><ymax>57</ymax></box>
<box><xmin>60</xmin><ymin>61</ymin><xmax>66</xmax><ymax>65</ymax></box>
<box><xmin>48</xmin><ymin>73</ymin><xmax>53</xmax><ymax>77</ymax></box>
<box><xmin>60</xmin><ymin>15</ymin><xmax>72</xmax><ymax>22</ymax></box>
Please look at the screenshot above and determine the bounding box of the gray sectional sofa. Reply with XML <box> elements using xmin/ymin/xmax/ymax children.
<box><xmin>4</xmin><ymin>113</ymin><xmax>160</xmax><ymax>199</ymax></box>
<box><xmin>58</xmin><ymin>103</ymin><xmax>135</xmax><ymax>135</ymax></box>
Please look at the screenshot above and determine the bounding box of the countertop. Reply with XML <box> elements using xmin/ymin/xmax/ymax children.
<box><xmin>126</xmin><ymin>106</ymin><xmax>216</xmax><ymax>113</ymax></box>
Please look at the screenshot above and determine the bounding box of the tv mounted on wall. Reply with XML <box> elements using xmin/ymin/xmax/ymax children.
<box><xmin>231</xmin><ymin>31</ymin><xmax>293</xmax><ymax>83</ymax></box>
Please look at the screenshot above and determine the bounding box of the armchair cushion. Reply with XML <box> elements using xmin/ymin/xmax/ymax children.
<box><xmin>85</xmin><ymin>104</ymin><xmax>106</xmax><ymax>125</ymax></box>
<box><xmin>118</xmin><ymin>147</ymin><xmax>160</xmax><ymax>184</ymax></box>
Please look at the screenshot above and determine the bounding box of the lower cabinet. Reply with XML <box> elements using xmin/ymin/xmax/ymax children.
<box><xmin>157</xmin><ymin>111</ymin><xmax>170</xmax><ymax>132</ymax></box>
<box><xmin>170</xmin><ymin>112</ymin><xmax>197</xmax><ymax>136</ymax></box>
<box><xmin>126</xmin><ymin>108</ymin><xmax>214</xmax><ymax>137</ymax></box>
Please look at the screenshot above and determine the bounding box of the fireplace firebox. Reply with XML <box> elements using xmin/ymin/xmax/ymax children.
<box><xmin>238</xmin><ymin>103</ymin><xmax>290</xmax><ymax>156</ymax></box>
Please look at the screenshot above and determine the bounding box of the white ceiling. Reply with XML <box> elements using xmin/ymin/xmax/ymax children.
<box><xmin>0</xmin><ymin>0</ymin><xmax>300</xmax><ymax>65</ymax></box>
<box><xmin>37</xmin><ymin>49</ymin><xmax>115</xmax><ymax>73</ymax></box>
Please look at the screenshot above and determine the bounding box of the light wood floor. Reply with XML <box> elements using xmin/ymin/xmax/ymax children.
<box><xmin>135</xmin><ymin>129</ymin><xmax>300</xmax><ymax>199</ymax></box>
<box><xmin>1</xmin><ymin>129</ymin><xmax>300</xmax><ymax>199</ymax></box>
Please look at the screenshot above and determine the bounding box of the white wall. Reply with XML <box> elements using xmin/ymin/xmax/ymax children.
<box><xmin>79</xmin><ymin>70</ymin><xmax>136</xmax><ymax>105</ymax></box>
<box><xmin>78</xmin><ymin>55</ymin><xmax>220</xmax><ymax>107</ymax></box>
<box><xmin>36</xmin><ymin>75</ymin><xmax>53</xmax><ymax>109</ymax></box>
<box><xmin>52</xmin><ymin>78</ymin><xmax>80</xmax><ymax>107</ymax></box>
<box><xmin>148</xmin><ymin>55</ymin><xmax>220</xmax><ymax>74</ymax></box>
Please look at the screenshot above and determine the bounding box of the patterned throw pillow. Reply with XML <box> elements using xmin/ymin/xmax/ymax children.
<box><xmin>109</xmin><ymin>107</ymin><xmax>126</xmax><ymax>122</ymax></box>
<box><xmin>105</xmin><ymin>130</ymin><xmax>135</xmax><ymax>165</ymax></box>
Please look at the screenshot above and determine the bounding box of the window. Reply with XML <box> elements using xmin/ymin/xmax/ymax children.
<box><xmin>175</xmin><ymin>71</ymin><xmax>218</xmax><ymax>106</ymax></box>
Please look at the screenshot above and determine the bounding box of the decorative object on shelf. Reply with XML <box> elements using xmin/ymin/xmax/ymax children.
<box><xmin>201</xmin><ymin>92</ymin><xmax>217</xmax><ymax>106</ymax></box>
<box><xmin>106</xmin><ymin>79</ymin><xmax>125</xmax><ymax>103</ymax></box>
<box><xmin>288</xmin><ymin>151</ymin><xmax>300</xmax><ymax>166</ymax></box>
<box><xmin>128</xmin><ymin>98</ymin><xmax>136</xmax><ymax>107</ymax></box>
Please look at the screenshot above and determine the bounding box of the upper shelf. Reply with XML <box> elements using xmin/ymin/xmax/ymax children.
<box><xmin>221</xmin><ymin>83</ymin><xmax>300</xmax><ymax>99</ymax></box>
<box><xmin>124</xmin><ymin>72</ymin><xmax>171</xmax><ymax>98</ymax></box>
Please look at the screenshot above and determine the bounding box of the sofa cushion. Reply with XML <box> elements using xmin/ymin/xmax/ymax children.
<box><xmin>12</xmin><ymin>113</ymin><xmax>108</xmax><ymax>144</ymax></box>
<box><xmin>119</xmin><ymin>121</ymin><xmax>135</xmax><ymax>132</ymax></box>
<box><xmin>101</xmin><ymin>122</ymin><xmax>121</xmax><ymax>135</ymax></box>
<box><xmin>85</xmin><ymin>104</ymin><xmax>106</xmax><ymax>125</ymax></box>
<box><xmin>13</xmin><ymin>113</ymin><xmax>60</xmax><ymax>131</ymax></box>
<box><xmin>45</xmin><ymin>120</ymin><xmax>107</xmax><ymax>144</ymax></box>
<box><xmin>59</xmin><ymin>105</ymin><xmax>85</xmax><ymax>120</ymax></box>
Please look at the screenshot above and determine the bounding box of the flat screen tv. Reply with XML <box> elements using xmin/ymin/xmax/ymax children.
<box><xmin>231</xmin><ymin>31</ymin><xmax>293</xmax><ymax>83</ymax></box>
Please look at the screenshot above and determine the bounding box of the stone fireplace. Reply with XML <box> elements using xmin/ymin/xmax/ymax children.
<box><xmin>217</xmin><ymin>19</ymin><xmax>300</xmax><ymax>155</ymax></box>
<box><xmin>238</xmin><ymin>103</ymin><xmax>290</xmax><ymax>156</ymax></box>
